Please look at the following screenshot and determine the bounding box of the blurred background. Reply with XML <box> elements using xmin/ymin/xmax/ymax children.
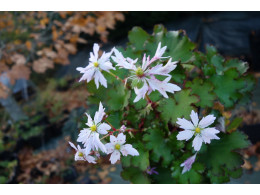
<box><xmin>0</xmin><ymin>11</ymin><xmax>260</xmax><ymax>184</ymax></box>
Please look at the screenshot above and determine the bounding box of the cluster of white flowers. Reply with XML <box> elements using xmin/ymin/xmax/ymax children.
<box><xmin>72</xmin><ymin>43</ymin><xmax>221</xmax><ymax>175</ymax></box>
<box><xmin>76</xmin><ymin>42</ymin><xmax>181</xmax><ymax>102</ymax></box>
<box><xmin>69</xmin><ymin>102</ymin><xmax>139</xmax><ymax>164</ymax></box>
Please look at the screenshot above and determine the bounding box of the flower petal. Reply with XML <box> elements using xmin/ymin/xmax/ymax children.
<box><xmin>120</xmin><ymin>144</ymin><xmax>139</xmax><ymax>156</ymax></box>
<box><xmin>85</xmin><ymin>155</ymin><xmax>96</xmax><ymax>164</ymax></box>
<box><xmin>198</xmin><ymin>114</ymin><xmax>216</xmax><ymax>128</ymax></box>
<box><xmin>110</xmin><ymin>135</ymin><xmax>117</xmax><ymax>145</ymax></box>
<box><xmin>177</xmin><ymin>130</ymin><xmax>194</xmax><ymax>141</ymax></box>
<box><xmin>110</xmin><ymin>150</ymin><xmax>121</xmax><ymax>164</ymax></box>
<box><xmin>95</xmin><ymin>70</ymin><xmax>107</xmax><ymax>88</ymax></box>
<box><xmin>68</xmin><ymin>141</ymin><xmax>77</xmax><ymax>151</ymax></box>
<box><xmin>94</xmin><ymin>102</ymin><xmax>106</xmax><ymax>124</ymax></box>
<box><xmin>93</xmin><ymin>43</ymin><xmax>99</xmax><ymax>59</ymax></box>
<box><xmin>180</xmin><ymin>153</ymin><xmax>197</xmax><ymax>174</ymax></box>
<box><xmin>192</xmin><ymin>135</ymin><xmax>203</xmax><ymax>151</ymax></box>
<box><xmin>133</xmin><ymin>82</ymin><xmax>149</xmax><ymax>102</ymax></box>
<box><xmin>77</xmin><ymin>128</ymin><xmax>91</xmax><ymax>144</ymax></box>
<box><xmin>97</xmin><ymin>123</ymin><xmax>110</xmax><ymax>134</ymax></box>
<box><xmin>116</xmin><ymin>133</ymin><xmax>126</xmax><ymax>145</ymax></box>
<box><xmin>201</xmin><ymin>127</ymin><xmax>220</xmax><ymax>143</ymax></box>
<box><xmin>176</xmin><ymin>118</ymin><xmax>195</xmax><ymax>130</ymax></box>
<box><xmin>85</xmin><ymin>113</ymin><xmax>94</xmax><ymax>127</ymax></box>
<box><xmin>105</xmin><ymin>143</ymin><xmax>115</xmax><ymax>154</ymax></box>
<box><xmin>190</xmin><ymin>110</ymin><xmax>199</xmax><ymax>127</ymax></box>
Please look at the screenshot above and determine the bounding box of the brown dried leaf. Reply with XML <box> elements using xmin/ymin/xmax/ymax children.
<box><xmin>37</xmin><ymin>48</ymin><xmax>57</xmax><ymax>59</ymax></box>
<box><xmin>54</xmin><ymin>48</ymin><xmax>70</xmax><ymax>65</ymax></box>
<box><xmin>64</xmin><ymin>43</ymin><xmax>77</xmax><ymax>54</ymax></box>
<box><xmin>0</xmin><ymin>62</ymin><xmax>9</xmax><ymax>73</ymax></box>
<box><xmin>33</xmin><ymin>57</ymin><xmax>54</xmax><ymax>73</ymax></box>
<box><xmin>7</xmin><ymin>64</ymin><xmax>31</xmax><ymax>84</ymax></box>
<box><xmin>11</xmin><ymin>53</ymin><xmax>26</xmax><ymax>65</ymax></box>
<box><xmin>0</xmin><ymin>82</ymin><xmax>9</xmax><ymax>98</ymax></box>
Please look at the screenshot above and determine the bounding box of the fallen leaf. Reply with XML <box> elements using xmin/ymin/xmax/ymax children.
<box><xmin>33</xmin><ymin>57</ymin><xmax>54</xmax><ymax>73</ymax></box>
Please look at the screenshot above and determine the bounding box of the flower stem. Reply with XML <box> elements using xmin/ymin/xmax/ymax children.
<box><xmin>145</xmin><ymin>93</ymin><xmax>152</xmax><ymax>103</ymax></box>
<box><xmin>100</xmin><ymin>134</ymin><xmax>110</xmax><ymax>141</ymax></box>
<box><xmin>105</xmin><ymin>119</ymin><xmax>117</xmax><ymax>131</ymax></box>
<box><xmin>108</xmin><ymin>71</ymin><xmax>124</xmax><ymax>83</ymax></box>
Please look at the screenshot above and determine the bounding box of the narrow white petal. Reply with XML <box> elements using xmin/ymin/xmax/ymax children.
<box><xmin>190</xmin><ymin>110</ymin><xmax>199</xmax><ymax>127</ymax></box>
<box><xmin>176</xmin><ymin>118</ymin><xmax>195</xmax><ymax>130</ymax></box>
<box><xmin>105</xmin><ymin>143</ymin><xmax>115</xmax><ymax>154</ymax></box>
<box><xmin>96</xmin><ymin>71</ymin><xmax>107</xmax><ymax>88</ymax></box>
<box><xmin>133</xmin><ymin>82</ymin><xmax>149</xmax><ymax>102</ymax></box>
<box><xmin>85</xmin><ymin>155</ymin><xmax>96</xmax><ymax>164</ymax></box>
<box><xmin>198</xmin><ymin>115</ymin><xmax>216</xmax><ymax>128</ymax></box>
<box><xmin>177</xmin><ymin>130</ymin><xmax>194</xmax><ymax>141</ymax></box>
<box><xmin>110</xmin><ymin>135</ymin><xmax>117</xmax><ymax>145</ymax></box>
<box><xmin>68</xmin><ymin>142</ymin><xmax>77</xmax><ymax>151</ymax></box>
<box><xmin>94</xmin><ymin>71</ymin><xmax>100</xmax><ymax>89</ymax></box>
<box><xmin>110</xmin><ymin>150</ymin><xmax>121</xmax><ymax>164</ymax></box>
<box><xmin>93</xmin><ymin>43</ymin><xmax>99</xmax><ymax>59</ymax></box>
<box><xmin>94</xmin><ymin>102</ymin><xmax>105</xmax><ymax>124</ymax></box>
<box><xmin>116</xmin><ymin>133</ymin><xmax>126</xmax><ymax>145</ymax></box>
<box><xmin>85</xmin><ymin>113</ymin><xmax>94</xmax><ymax>127</ymax></box>
<box><xmin>120</xmin><ymin>144</ymin><xmax>139</xmax><ymax>156</ymax></box>
<box><xmin>77</xmin><ymin>128</ymin><xmax>91</xmax><ymax>144</ymax></box>
<box><xmin>97</xmin><ymin>123</ymin><xmax>110</xmax><ymax>134</ymax></box>
<box><xmin>192</xmin><ymin>135</ymin><xmax>203</xmax><ymax>151</ymax></box>
<box><xmin>202</xmin><ymin>128</ymin><xmax>220</xmax><ymax>142</ymax></box>
<box><xmin>78</xmin><ymin>67</ymin><xmax>95</xmax><ymax>82</ymax></box>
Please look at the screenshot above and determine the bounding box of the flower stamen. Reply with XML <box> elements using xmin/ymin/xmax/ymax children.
<box><xmin>78</xmin><ymin>152</ymin><xmax>84</xmax><ymax>157</ymax></box>
<box><xmin>93</xmin><ymin>62</ymin><xmax>99</xmax><ymax>67</ymax></box>
<box><xmin>135</xmin><ymin>67</ymin><xmax>144</xmax><ymax>77</ymax></box>
<box><xmin>195</xmin><ymin>127</ymin><xmax>201</xmax><ymax>133</ymax></box>
<box><xmin>91</xmin><ymin>125</ymin><xmax>97</xmax><ymax>132</ymax></box>
<box><xmin>115</xmin><ymin>144</ymin><xmax>121</xmax><ymax>150</ymax></box>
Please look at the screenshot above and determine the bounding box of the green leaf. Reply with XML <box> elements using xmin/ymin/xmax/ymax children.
<box><xmin>107</xmin><ymin>84</ymin><xmax>131</xmax><ymax>111</ymax></box>
<box><xmin>186</xmin><ymin>78</ymin><xmax>216</xmax><ymax>108</ymax></box>
<box><xmin>143</xmin><ymin>128</ymin><xmax>173</xmax><ymax>166</ymax></box>
<box><xmin>198</xmin><ymin>131</ymin><xmax>250</xmax><ymax>183</ymax></box>
<box><xmin>226</xmin><ymin>117</ymin><xmax>243</xmax><ymax>133</ymax></box>
<box><xmin>121</xmin><ymin>167</ymin><xmax>150</xmax><ymax>184</ymax></box>
<box><xmin>158</xmin><ymin>89</ymin><xmax>199</xmax><ymax>124</ymax></box>
<box><xmin>128</xmin><ymin>27</ymin><xmax>150</xmax><ymax>51</ymax></box>
<box><xmin>143</xmin><ymin>25</ymin><xmax>195</xmax><ymax>63</ymax></box>
<box><xmin>131</xmin><ymin>78</ymin><xmax>144</xmax><ymax>89</ymax></box>
<box><xmin>106</xmin><ymin>111</ymin><xmax>123</xmax><ymax>129</ymax></box>
<box><xmin>224</xmin><ymin>59</ymin><xmax>248</xmax><ymax>74</ymax></box>
<box><xmin>171</xmin><ymin>160</ymin><xmax>205</xmax><ymax>184</ymax></box>
<box><xmin>210</xmin><ymin>54</ymin><xmax>224</xmax><ymax>75</ymax></box>
<box><xmin>209</xmin><ymin>68</ymin><xmax>245</xmax><ymax>108</ymax></box>
<box><xmin>121</xmin><ymin>142</ymin><xmax>149</xmax><ymax>171</ymax></box>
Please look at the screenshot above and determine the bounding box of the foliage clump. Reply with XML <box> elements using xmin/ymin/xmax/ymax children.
<box><xmin>69</xmin><ymin>25</ymin><xmax>255</xmax><ymax>184</ymax></box>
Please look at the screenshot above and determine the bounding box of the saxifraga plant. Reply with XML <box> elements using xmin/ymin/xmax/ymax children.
<box><xmin>68</xmin><ymin>25</ymin><xmax>256</xmax><ymax>184</ymax></box>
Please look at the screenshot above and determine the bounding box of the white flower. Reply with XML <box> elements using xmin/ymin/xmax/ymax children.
<box><xmin>112</xmin><ymin>46</ymin><xmax>181</xmax><ymax>102</ymax></box>
<box><xmin>153</xmin><ymin>42</ymin><xmax>168</xmax><ymax>60</ymax></box>
<box><xmin>105</xmin><ymin>133</ymin><xmax>139</xmax><ymax>164</ymax></box>
<box><xmin>77</xmin><ymin>102</ymin><xmax>110</xmax><ymax>153</ymax></box>
<box><xmin>176</xmin><ymin>110</ymin><xmax>220</xmax><ymax>151</ymax></box>
<box><xmin>68</xmin><ymin>142</ymin><xmax>96</xmax><ymax>163</ymax></box>
<box><xmin>76</xmin><ymin>43</ymin><xmax>115</xmax><ymax>88</ymax></box>
<box><xmin>119</xmin><ymin>125</ymin><xmax>126</xmax><ymax>132</ymax></box>
<box><xmin>180</xmin><ymin>153</ymin><xmax>197</xmax><ymax>174</ymax></box>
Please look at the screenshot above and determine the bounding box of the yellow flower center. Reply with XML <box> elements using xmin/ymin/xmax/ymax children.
<box><xmin>115</xmin><ymin>144</ymin><xmax>121</xmax><ymax>150</ymax></box>
<box><xmin>93</xmin><ymin>62</ymin><xmax>99</xmax><ymax>67</ymax></box>
<box><xmin>91</xmin><ymin>125</ymin><xmax>97</xmax><ymax>132</ymax></box>
<box><xmin>78</xmin><ymin>152</ymin><xmax>84</xmax><ymax>157</ymax></box>
<box><xmin>195</xmin><ymin>127</ymin><xmax>201</xmax><ymax>133</ymax></box>
<box><xmin>135</xmin><ymin>67</ymin><xmax>144</xmax><ymax>77</ymax></box>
